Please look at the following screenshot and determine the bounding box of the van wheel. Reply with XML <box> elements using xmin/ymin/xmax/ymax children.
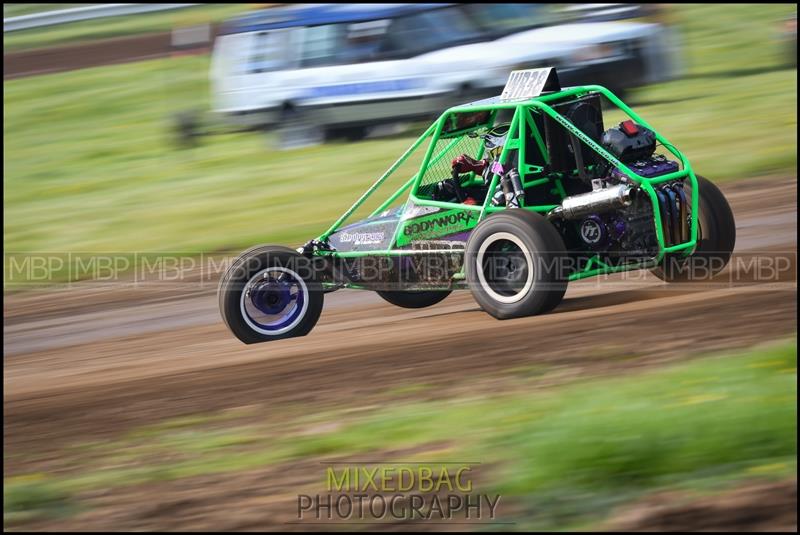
<box><xmin>465</xmin><ymin>211</ymin><xmax>568</xmax><ymax>319</ymax></box>
<box><xmin>275</xmin><ymin>107</ymin><xmax>323</xmax><ymax>149</ymax></box>
<box><xmin>218</xmin><ymin>245</ymin><xmax>323</xmax><ymax>344</ymax></box>
<box><xmin>327</xmin><ymin>126</ymin><xmax>369</xmax><ymax>141</ymax></box>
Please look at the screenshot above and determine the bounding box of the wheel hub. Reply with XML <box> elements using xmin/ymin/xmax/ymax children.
<box><xmin>250</xmin><ymin>280</ymin><xmax>292</xmax><ymax>315</ymax></box>
<box><xmin>476</xmin><ymin>233</ymin><xmax>535</xmax><ymax>304</ymax></box>
<box><xmin>491</xmin><ymin>251</ymin><xmax>527</xmax><ymax>284</ymax></box>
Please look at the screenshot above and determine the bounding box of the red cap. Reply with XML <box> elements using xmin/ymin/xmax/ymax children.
<box><xmin>621</xmin><ymin>120</ymin><xmax>639</xmax><ymax>136</ymax></box>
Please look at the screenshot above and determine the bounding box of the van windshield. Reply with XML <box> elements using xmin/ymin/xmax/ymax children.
<box><xmin>381</xmin><ymin>6</ymin><xmax>485</xmax><ymax>56</ymax></box>
<box><xmin>299</xmin><ymin>6</ymin><xmax>486</xmax><ymax>68</ymax></box>
<box><xmin>461</xmin><ymin>4</ymin><xmax>564</xmax><ymax>37</ymax></box>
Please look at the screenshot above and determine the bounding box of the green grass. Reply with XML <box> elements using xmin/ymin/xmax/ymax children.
<box><xmin>3</xmin><ymin>474</ymin><xmax>75</xmax><ymax>526</ymax></box>
<box><xmin>3</xmin><ymin>4</ymin><xmax>797</xmax><ymax>276</ymax></box>
<box><xmin>288</xmin><ymin>340</ymin><xmax>797</xmax><ymax>478</ymax></box>
<box><xmin>4</xmin><ymin>339</ymin><xmax>797</xmax><ymax>528</ymax></box>
<box><xmin>290</xmin><ymin>339</ymin><xmax>797</xmax><ymax>530</ymax></box>
<box><xmin>2</xmin><ymin>52</ymin><xmax>426</xmax><ymax>257</ymax></box>
<box><xmin>3</xmin><ymin>4</ymin><xmax>252</xmax><ymax>51</ymax></box>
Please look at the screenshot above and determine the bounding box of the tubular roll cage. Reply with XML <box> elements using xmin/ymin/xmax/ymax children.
<box><xmin>313</xmin><ymin>85</ymin><xmax>699</xmax><ymax>282</ymax></box>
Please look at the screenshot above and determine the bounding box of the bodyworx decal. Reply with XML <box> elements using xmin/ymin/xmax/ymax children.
<box><xmin>396</xmin><ymin>209</ymin><xmax>478</xmax><ymax>246</ymax></box>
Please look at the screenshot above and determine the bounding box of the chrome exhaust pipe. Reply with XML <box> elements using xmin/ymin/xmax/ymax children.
<box><xmin>548</xmin><ymin>184</ymin><xmax>634</xmax><ymax>220</ymax></box>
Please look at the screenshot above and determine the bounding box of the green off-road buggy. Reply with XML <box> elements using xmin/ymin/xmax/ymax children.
<box><xmin>219</xmin><ymin>68</ymin><xmax>735</xmax><ymax>344</ymax></box>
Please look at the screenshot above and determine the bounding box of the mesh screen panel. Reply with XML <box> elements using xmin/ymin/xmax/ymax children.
<box><xmin>419</xmin><ymin>133</ymin><xmax>486</xmax><ymax>187</ymax></box>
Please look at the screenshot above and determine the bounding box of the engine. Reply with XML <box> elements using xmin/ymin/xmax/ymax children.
<box><xmin>548</xmin><ymin>120</ymin><xmax>689</xmax><ymax>263</ymax></box>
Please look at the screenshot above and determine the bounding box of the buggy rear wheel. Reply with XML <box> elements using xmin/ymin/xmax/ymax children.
<box><xmin>218</xmin><ymin>245</ymin><xmax>324</xmax><ymax>344</ymax></box>
<box><xmin>651</xmin><ymin>175</ymin><xmax>736</xmax><ymax>282</ymax></box>
<box><xmin>465</xmin><ymin>210</ymin><xmax>568</xmax><ymax>319</ymax></box>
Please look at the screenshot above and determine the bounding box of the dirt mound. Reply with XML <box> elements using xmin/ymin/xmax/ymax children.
<box><xmin>604</xmin><ymin>479</ymin><xmax>797</xmax><ymax>532</ymax></box>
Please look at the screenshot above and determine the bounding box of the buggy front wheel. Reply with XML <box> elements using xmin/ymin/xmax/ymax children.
<box><xmin>218</xmin><ymin>245</ymin><xmax>324</xmax><ymax>344</ymax></box>
<box><xmin>465</xmin><ymin>211</ymin><xmax>568</xmax><ymax>319</ymax></box>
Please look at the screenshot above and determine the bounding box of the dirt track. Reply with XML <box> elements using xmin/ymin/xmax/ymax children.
<box><xmin>2</xmin><ymin>177</ymin><xmax>798</xmax><ymax>530</ymax></box>
<box><xmin>4</xmin><ymin>176</ymin><xmax>797</xmax><ymax>454</ymax></box>
<box><xmin>3</xmin><ymin>31</ymin><xmax>212</xmax><ymax>80</ymax></box>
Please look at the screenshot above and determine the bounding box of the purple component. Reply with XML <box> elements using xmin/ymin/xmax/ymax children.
<box><xmin>491</xmin><ymin>161</ymin><xmax>505</xmax><ymax>175</ymax></box>
<box><xmin>247</xmin><ymin>273</ymin><xmax>305</xmax><ymax>331</ymax></box>
<box><xmin>251</xmin><ymin>280</ymin><xmax>292</xmax><ymax>315</ymax></box>
<box><xmin>613</xmin><ymin>155</ymin><xmax>679</xmax><ymax>180</ymax></box>
<box><xmin>611</xmin><ymin>218</ymin><xmax>626</xmax><ymax>240</ymax></box>
<box><xmin>442</xmin><ymin>231</ymin><xmax>471</xmax><ymax>243</ymax></box>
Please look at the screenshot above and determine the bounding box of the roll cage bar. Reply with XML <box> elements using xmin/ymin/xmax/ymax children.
<box><xmin>313</xmin><ymin>85</ymin><xmax>700</xmax><ymax>282</ymax></box>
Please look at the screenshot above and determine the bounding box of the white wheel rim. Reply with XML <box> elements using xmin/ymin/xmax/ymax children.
<box><xmin>475</xmin><ymin>232</ymin><xmax>535</xmax><ymax>304</ymax></box>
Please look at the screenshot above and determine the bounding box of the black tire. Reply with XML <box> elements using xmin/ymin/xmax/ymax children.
<box><xmin>651</xmin><ymin>175</ymin><xmax>736</xmax><ymax>282</ymax></box>
<box><xmin>376</xmin><ymin>290</ymin><xmax>451</xmax><ymax>309</ymax></box>
<box><xmin>326</xmin><ymin>125</ymin><xmax>369</xmax><ymax>142</ymax></box>
<box><xmin>218</xmin><ymin>245</ymin><xmax>324</xmax><ymax>344</ymax></box>
<box><xmin>275</xmin><ymin>107</ymin><xmax>323</xmax><ymax>149</ymax></box>
<box><xmin>465</xmin><ymin>210</ymin><xmax>568</xmax><ymax>319</ymax></box>
<box><xmin>173</xmin><ymin>110</ymin><xmax>201</xmax><ymax>149</ymax></box>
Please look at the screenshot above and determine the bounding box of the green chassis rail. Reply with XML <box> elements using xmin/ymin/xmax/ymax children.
<box><xmin>313</xmin><ymin>85</ymin><xmax>699</xmax><ymax>283</ymax></box>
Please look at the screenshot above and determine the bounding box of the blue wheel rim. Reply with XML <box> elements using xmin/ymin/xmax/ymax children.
<box><xmin>240</xmin><ymin>267</ymin><xmax>308</xmax><ymax>335</ymax></box>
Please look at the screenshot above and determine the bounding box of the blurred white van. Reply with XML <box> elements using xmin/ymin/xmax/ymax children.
<box><xmin>210</xmin><ymin>4</ymin><xmax>680</xmax><ymax>140</ymax></box>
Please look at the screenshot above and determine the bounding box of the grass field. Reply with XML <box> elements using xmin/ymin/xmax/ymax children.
<box><xmin>3</xmin><ymin>4</ymin><xmax>797</xmax><ymax>269</ymax></box>
<box><xmin>5</xmin><ymin>339</ymin><xmax>796</xmax><ymax>528</ymax></box>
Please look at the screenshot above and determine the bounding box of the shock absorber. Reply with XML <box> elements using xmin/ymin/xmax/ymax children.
<box><xmin>505</xmin><ymin>168</ymin><xmax>525</xmax><ymax>208</ymax></box>
<box><xmin>665</xmin><ymin>186</ymin><xmax>680</xmax><ymax>245</ymax></box>
<box><xmin>490</xmin><ymin>165</ymin><xmax>525</xmax><ymax>208</ymax></box>
<box><xmin>674</xmin><ymin>184</ymin><xmax>689</xmax><ymax>243</ymax></box>
<box><xmin>655</xmin><ymin>188</ymin><xmax>672</xmax><ymax>246</ymax></box>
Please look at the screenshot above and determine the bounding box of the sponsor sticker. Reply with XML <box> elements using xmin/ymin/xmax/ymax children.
<box><xmin>396</xmin><ymin>209</ymin><xmax>478</xmax><ymax>246</ymax></box>
<box><xmin>339</xmin><ymin>231</ymin><xmax>386</xmax><ymax>246</ymax></box>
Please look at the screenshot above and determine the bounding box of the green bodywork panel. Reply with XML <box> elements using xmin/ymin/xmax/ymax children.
<box><xmin>395</xmin><ymin>208</ymin><xmax>479</xmax><ymax>247</ymax></box>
